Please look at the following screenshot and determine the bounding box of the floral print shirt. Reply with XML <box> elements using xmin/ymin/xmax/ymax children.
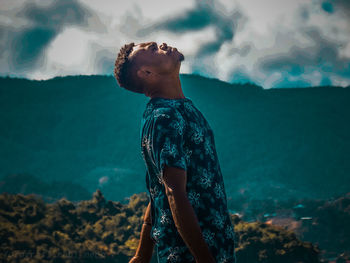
<box><xmin>140</xmin><ymin>96</ymin><xmax>237</xmax><ymax>263</ymax></box>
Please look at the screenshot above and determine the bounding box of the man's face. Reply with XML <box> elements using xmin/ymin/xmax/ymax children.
<box><xmin>129</xmin><ymin>42</ymin><xmax>185</xmax><ymax>76</ymax></box>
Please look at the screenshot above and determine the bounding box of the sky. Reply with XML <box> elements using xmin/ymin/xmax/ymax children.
<box><xmin>0</xmin><ymin>0</ymin><xmax>349</xmax><ymax>89</ymax></box>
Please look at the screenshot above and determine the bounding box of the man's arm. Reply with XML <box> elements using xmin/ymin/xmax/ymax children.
<box><xmin>162</xmin><ymin>165</ymin><xmax>216</xmax><ymax>263</ymax></box>
<box><xmin>131</xmin><ymin>201</ymin><xmax>155</xmax><ymax>262</ymax></box>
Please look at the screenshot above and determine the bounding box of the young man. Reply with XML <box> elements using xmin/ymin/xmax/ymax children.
<box><xmin>114</xmin><ymin>41</ymin><xmax>237</xmax><ymax>263</ymax></box>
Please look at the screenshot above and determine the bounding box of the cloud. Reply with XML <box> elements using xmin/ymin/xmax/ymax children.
<box><xmin>228</xmin><ymin>43</ymin><xmax>252</xmax><ymax>57</ymax></box>
<box><xmin>135</xmin><ymin>0</ymin><xmax>245</xmax><ymax>57</ymax></box>
<box><xmin>1</xmin><ymin>0</ymin><xmax>349</xmax><ymax>88</ymax></box>
<box><xmin>321</xmin><ymin>0</ymin><xmax>350</xmax><ymax>17</ymax></box>
<box><xmin>216</xmin><ymin>0</ymin><xmax>350</xmax><ymax>88</ymax></box>
<box><xmin>257</xmin><ymin>26</ymin><xmax>350</xmax><ymax>87</ymax></box>
<box><xmin>0</xmin><ymin>0</ymin><xmax>100</xmax><ymax>75</ymax></box>
<box><xmin>321</xmin><ymin>1</ymin><xmax>334</xmax><ymax>13</ymax></box>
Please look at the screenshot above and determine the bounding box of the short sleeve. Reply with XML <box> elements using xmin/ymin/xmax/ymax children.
<box><xmin>151</xmin><ymin>107</ymin><xmax>187</xmax><ymax>181</ymax></box>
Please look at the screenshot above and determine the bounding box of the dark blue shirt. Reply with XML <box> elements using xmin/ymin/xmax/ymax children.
<box><xmin>140</xmin><ymin>96</ymin><xmax>237</xmax><ymax>263</ymax></box>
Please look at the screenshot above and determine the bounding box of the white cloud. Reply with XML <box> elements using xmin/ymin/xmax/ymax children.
<box><xmin>80</xmin><ymin>0</ymin><xmax>195</xmax><ymax>21</ymax></box>
<box><xmin>30</xmin><ymin>27</ymin><xmax>100</xmax><ymax>79</ymax></box>
<box><xmin>1</xmin><ymin>0</ymin><xmax>349</xmax><ymax>88</ymax></box>
<box><xmin>234</xmin><ymin>0</ymin><xmax>305</xmax><ymax>35</ymax></box>
<box><xmin>47</xmin><ymin>27</ymin><xmax>94</xmax><ymax>66</ymax></box>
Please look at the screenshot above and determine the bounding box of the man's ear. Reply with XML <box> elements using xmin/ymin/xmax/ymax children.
<box><xmin>137</xmin><ymin>67</ymin><xmax>152</xmax><ymax>81</ymax></box>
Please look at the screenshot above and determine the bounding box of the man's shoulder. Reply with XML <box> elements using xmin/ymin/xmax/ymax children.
<box><xmin>144</xmin><ymin>104</ymin><xmax>184</xmax><ymax>122</ymax></box>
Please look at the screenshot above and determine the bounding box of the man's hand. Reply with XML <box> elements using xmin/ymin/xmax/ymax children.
<box><xmin>162</xmin><ymin>165</ymin><xmax>216</xmax><ymax>263</ymax></box>
<box><xmin>128</xmin><ymin>255</ymin><xmax>147</xmax><ymax>263</ymax></box>
<box><xmin>130</xmin><ymin>202</ymin><xmax>155</xmax><ymax>263</ymax></box>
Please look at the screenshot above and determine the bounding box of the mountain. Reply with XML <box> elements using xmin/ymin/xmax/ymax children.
<box><xmin>0</xmin><ymin>74</ymin><xmax>349</xmax><ymax>202</ymax></box>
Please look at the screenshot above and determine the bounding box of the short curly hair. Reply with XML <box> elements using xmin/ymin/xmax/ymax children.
<box><xmin>114</xmin><ymin>42</ymin><xmax>143</xmax><ymax>93</ymax></box>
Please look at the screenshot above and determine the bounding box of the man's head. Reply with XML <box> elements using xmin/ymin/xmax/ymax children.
<box><xmin>114</xmin><ymin>41</ymin><xmax>185</xmax><ymax>94</ymax></box>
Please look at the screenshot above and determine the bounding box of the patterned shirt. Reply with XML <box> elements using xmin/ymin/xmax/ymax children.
<box><xmin>140</xmin><ymin>96</ymin><xmax>237</xmax><ymax>263</ymax></box>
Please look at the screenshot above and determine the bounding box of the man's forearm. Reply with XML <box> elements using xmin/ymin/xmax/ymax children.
<box><xmin>166</xmin><ymin>190</ymin><xmax>215</xmax><ymax>263</ymax></box>
<box><xmin>135</xmin><ymin>202</ymin><xmax>155</xmax><ymax>262</ymax></box>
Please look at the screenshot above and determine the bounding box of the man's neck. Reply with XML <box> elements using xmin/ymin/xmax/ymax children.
<box><xmin>148</xmin><ymin>74</ymin><xmax>185</xmax><ymax>99</ymax></box>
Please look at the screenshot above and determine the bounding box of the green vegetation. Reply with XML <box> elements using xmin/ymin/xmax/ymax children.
<box><xmin>232</xmin><ymin>218</ymin><xmax>319</xmax><ymax>262</ymax></box>
<box><xmin>0</xmin><ymin>189</ymin><xmax>323</xmax><ymax>262</ymax></box>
